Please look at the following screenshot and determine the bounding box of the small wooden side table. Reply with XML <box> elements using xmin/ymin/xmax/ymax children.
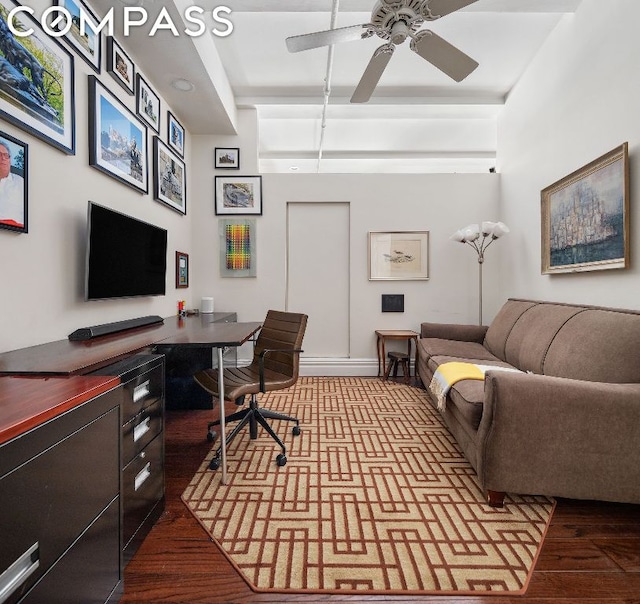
<box><xmin>375</xmin><ymin>329</ymin><xmax>419</xmax><ymax>378</ymax></box>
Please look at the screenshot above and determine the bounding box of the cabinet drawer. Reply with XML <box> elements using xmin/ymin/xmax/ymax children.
<box><xmin>0</xmin><ymin>405</ymin><xmax>119</xmax><ymax>604</ymax></box>
<box><xmin>19</xmin><ymin>496</ymin><xmax>121</xmax><ymax>604</ymax></box>
<box><xmin>122</xmin><ymin>432</ymin><xmax>164</xmax><ymax>549</ymax></box>
<box><xmin>122</xmin><ymin>397</ymin><xmax>163</xmax><ymax>466</ymax></box>
<box><xmin>121</xmin><ymin>363</ymin><xmax>163</xmax><ymax>424</ymax></box>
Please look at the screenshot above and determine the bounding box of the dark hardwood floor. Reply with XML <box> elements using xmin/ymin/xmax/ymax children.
<box><xmin>121</xmin><ymin>384</ymin><xmax>640</xmax><ymax>604</ymax></box>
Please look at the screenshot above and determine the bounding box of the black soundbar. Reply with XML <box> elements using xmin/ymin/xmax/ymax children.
<box><xmin>68</xmin><ymin>315</ymin><xmax>164</xmax><ymax>341</ymax></box>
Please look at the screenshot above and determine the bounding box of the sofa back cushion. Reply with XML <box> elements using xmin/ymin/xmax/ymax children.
<box><xmin>483</xmin><ymin>299</ymin><xmax>536</xmax><ymax>361</ymax></box>
<box><xmin>544</xmin><ymin>309</ymin><xmax>640</xmax><ymax>383</ymax></box>
<box><xmin>503</xmin><ymin>304</ymin><xmax>584</xmax><ymax>374</ymax></box>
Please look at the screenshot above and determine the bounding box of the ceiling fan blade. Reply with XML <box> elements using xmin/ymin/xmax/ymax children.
<box><xmin>286</xmin><ymin>23</ymin><xmax>372</xmax><ymax>53</ymax></box>
<box><xmin>350</xmin><ymin>44</ymin><xmax>395</xmax><ymax>104</ymax></box>
<box><xmin>424</xmin><ymin>0</ymin><xmax>479</xmax><ymax>20</ymax></box>
<box><xmin>410</xmin><ymin>30</ymin><xmax>478</xmax><ymax>82</ymax></box>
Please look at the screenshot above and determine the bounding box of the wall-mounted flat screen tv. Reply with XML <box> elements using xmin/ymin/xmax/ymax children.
<box><xmin>86</xmin><ymin>201</ymin><xmax>167</xmax><ymax>300</ymax></box>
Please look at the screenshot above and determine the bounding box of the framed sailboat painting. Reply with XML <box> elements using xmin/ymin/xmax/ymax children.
<box><xmin>541</xmin><ymin>143</ymin><xmax>629</xmax><ymax>274</ymax></box>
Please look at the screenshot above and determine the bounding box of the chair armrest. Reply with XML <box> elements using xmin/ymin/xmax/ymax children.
<box><xmin>258</xmin><ymin>348</ymin><xmax>304</xmax><ymax>392</ymax></box>
<box><xmin>477</xmin><ymin>371</ymin><xmax>640</xmax><ymax>502</ymax></box>
<box><xmin>420</xmin><ymin>322</ymin><xmax>488</xmax><ymax>342</ymax></box>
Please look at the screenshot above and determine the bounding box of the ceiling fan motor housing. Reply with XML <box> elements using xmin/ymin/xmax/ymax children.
<box><xmin>371</xmin><ymin>0</ymin><xmax>426</xmax><ymax>43</ymax></box>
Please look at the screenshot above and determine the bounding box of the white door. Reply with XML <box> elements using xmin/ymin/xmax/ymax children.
<box><xmin>286</xmin><ymin>202</ymin><xmax>350</xmax><ymax>357</ymax></box>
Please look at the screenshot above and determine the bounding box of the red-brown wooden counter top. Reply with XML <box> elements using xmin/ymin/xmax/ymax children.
<box><xmin>0</xmin><ymin>375</ymin><xmax>120</xmax><ymax>445</ymax></box>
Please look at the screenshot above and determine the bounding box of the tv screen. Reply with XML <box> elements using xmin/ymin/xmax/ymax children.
<box><xmin>86</xmin><ymin>202</ymin><xmax>167</xmax><ymax>300</ymax></box>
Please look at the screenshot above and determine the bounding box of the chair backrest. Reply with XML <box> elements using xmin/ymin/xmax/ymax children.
<box><xmin>254</xmin><ymin>310</ymin><xmax>308</xmax><ymax>380</ymax></box>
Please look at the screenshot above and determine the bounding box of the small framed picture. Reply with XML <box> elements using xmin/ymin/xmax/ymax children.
<box><xmin>88</xmin><ymin>75</ymin><xmax>148</xmax><ymax>193</ymax></box>
<box><xmin>215</xmin><ymin>176</ymin><xmax>262</xmax><ymax>216</ymax></box>
<box><xmin>369</xmin><ymin>231</ymin><xmax>430</xmax><ymax>280</ymax></box>
<box><xmin>0</xmin><ymin>131</ymin><xmax>28</xmax><ymax>233</ymax></box>
<box><xmin>215</xmin><ymin>147</ymin><xmax>240</xmax><ymax>169</ymax></box>
<box><xmin>176</xmin><ymin>251</ymin><xmax>189</xmax><ymax>288</ymax></box>
<box><xmin>167</xmin><ymin>111</ymin><xmax>185</xmax><ymax>158</ymax></box>
<box><xmin>136</xmin><ymin>74</ymin><xmax>160</xmax><ymax>133</ymax></box>
<box><xmin>153</xmin><ymin>136</ymin><xmax>186</xmax><ymax>215</ymax></box>
<box><xmin>53</xmin><ymin>0</ymin><xmax>102</xmax><ymax>73</ymax></box>
<box><xmin>106</xmin><ymin>36</ymin><xmax>135</xmax><ymax>95</ymax></box>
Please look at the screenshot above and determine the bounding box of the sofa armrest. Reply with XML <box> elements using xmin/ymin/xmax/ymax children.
<box><xmin>477</xmin><ymin>371</ymin><xmax>640</xmax><ymax>504</ymax></box>
<box><xmin>420</xmin><ymin>322</ymin><xmax>488</xmax><ymax>343</ymax></box>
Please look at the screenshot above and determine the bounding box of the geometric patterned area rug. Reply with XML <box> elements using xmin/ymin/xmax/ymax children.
<box><xmin>182</xmin><ymin>377</ymin><xmax>555</xmax><ymax>595</ymax></box>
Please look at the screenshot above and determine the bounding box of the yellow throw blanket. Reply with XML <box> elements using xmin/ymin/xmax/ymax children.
<box><xmin>429</xmin><ymin>361</ymin><xmax>520</xmax><ymax>412</ymax></box>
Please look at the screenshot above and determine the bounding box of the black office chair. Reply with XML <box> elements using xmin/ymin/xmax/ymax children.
<box><xmin>194</xmin><ymin>310</ymin><xmax>307</xmax><ymax>470</ymax></box>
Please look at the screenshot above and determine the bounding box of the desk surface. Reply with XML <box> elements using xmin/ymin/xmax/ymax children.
<box><xmin>0</xmin><ymin>316</ymin><xmax>262</xmax><ymax>376</ymax></box>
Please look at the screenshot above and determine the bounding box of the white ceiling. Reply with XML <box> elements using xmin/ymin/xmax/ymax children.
<box><xmin>93</xmin><ymin>0</ymin><xmax>582</xmax><ymax>173</ymax></box>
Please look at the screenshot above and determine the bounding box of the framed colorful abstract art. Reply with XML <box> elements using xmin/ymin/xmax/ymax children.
<box><xmin>219</xmin><ymin>218</ymin><xmax>256</xmax><ymax>277</ymax></box>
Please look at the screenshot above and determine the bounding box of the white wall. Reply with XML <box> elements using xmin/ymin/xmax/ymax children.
<box><xmin>0</xmin><ymin>27</ymin><xmax>192</xmax><ymax>353</ymax></box>
<box><xmin>497</xmin><ymin>0</ymin><xmax>640</xmax><ymax>309</ymax></box>
<box><xmin>191</xmin><ymin>116</ymin><xmax>501</xmax><ymax>371</ymax></box>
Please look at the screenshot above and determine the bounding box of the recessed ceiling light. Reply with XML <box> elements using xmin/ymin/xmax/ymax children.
<box><xmin>171</xmin><ymin>78</ymin><xmax>195</xmax><ymax>92</ymax></box>
<box><xmin>289</xmin><ymin>166</ymin><xmax>299</xmax><ymax>171</ymax></box>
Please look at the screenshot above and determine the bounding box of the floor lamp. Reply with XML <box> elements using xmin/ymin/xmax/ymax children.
<box><xmin>450</xmin><ymin>221</ymin><xmax>509</xmax><ymax>325</ymax></box>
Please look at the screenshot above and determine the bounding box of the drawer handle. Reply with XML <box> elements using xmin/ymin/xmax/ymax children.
<box><xmin>135</xmin><ymin>462</ymin><xmax>151</xmax><ymax>491</ymax></box>
<box><xmin>133</xmin><ymin>417</ymin><xmax>151</xmax><ymax>443</ymax></box>
<box><xmin>133</xmin><ymin>380</ymin><xmax>151</xmax><ymax>403</ymax></box>
<box><xmin>0</xmin><ymin>542</ymin><xmax>40</xmax><ymax>604</ymax></box>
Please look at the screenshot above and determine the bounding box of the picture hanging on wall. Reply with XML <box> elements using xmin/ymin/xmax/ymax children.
<box><xmin>541</xmin><ymin>142</ymin><xmax>629</xmax><ymax>274</ymax></box>
<box><xmin>219</xmin><ymin>218</ymin><xmax>257</xmax><ymax>277</ymax></box>
<box><xmin>106</xmin><ymin>36</ymin><xmax>135</xmax><ymax>94</ymax></box>
<box><xmin>167</xmin><ymin>111</ymin><xmax>185</xmax><ymax>158</ymax></box>
<box><xmin>176</xmin><ymin>251</ymin><xmax>189</xmax><ymax>288</ymax></box>
<box><xmin>368</xmin><ymin>231</ymin><xmax>430</xmax><ymax>280</ymax></box>
<box><xmin>0</xmin><ymin>130</ymin><xmax>28</xmax><ymax>233</ymax></box>
<box><xmin>153</xmin><ymin>136</ymin><xmax>186</xmax><ymax>214</ymax></box>
<box><xmin>88</xmin><ymin>75</ymin><xmax>148</xmax><ymax>193</ymax></box>
<box><xmin>215</xmin><ymin>147</ymin><xmax>239</xmax><ymax>169</ymax></box>
<box><xmin>136</xmin><ymin>73</ymin><xmax>160</xmax><ymax>133</ymax></box>
<box><xmin>0</xmin><ymin>0</ymin><xmax>76</xmax><ymax>154</ymax></box>
<box><xmin>53</xmin><ymin>0</ymin><xmax>102</xmax><ymax>73</ymax></box>
<box><xmin>215</xmin><ymin>175</ymin><xmax>262</xmax><ymax>215</ymax></box>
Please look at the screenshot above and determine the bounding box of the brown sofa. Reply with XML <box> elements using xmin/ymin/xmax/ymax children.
<box><xmin>416</xmin><ymin>298</ymin><xmax>640</xmax><ymax>507</ymax></box>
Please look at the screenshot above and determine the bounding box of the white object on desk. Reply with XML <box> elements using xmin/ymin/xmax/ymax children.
<box><xmin>201</xmin><ymin>297</ymin><xmax>214</xmax><ymax>313</ymax></box>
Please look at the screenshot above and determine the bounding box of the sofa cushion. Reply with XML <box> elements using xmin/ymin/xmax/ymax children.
<box><xmin>503</xmin><ymin>304</ymin><xmax>584</xmax><ymax>374</ymax></box>
<box><xmin>544</xmin><ymin>309</ymin><xmax>640</xmax><ymax>383</ymax></box>
<box><xmin>418</xmin><ymin>338</ymin><xmax>500</xmax><ymax>364</ymax></box>
<box><xmin>484</xmin><ymin>299</ymin><xmax>536</xmax><ymax>361</ymax></box>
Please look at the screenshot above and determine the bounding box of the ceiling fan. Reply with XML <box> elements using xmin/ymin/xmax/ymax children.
<box><xmin>286</xmin><ymin>0</ymin><xmax>480</xmax><ymax>103</ymax></box>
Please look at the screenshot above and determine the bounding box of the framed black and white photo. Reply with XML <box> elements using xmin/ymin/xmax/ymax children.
<box><xmin>167</xmin><ymin>111</ymin><xmax>184</xmax><ymax>158</ymax></box>
<box><xmin>153</xmin><ymin>136</ymin><xmax>186</xmax><ymax>215</ymax></box>
<box><xmin>0</xmin><ymin>0</ymin><xmax>75</xmax><ymax>154</ymax></box>
<box><xmin>136</xmin><ymin>74</ymin><xmax>160</xmax><ymax>133</ymax></box>
<box><xmin>53</xmin><ymin>0</ymin><xmax>102</xmax><ymax>73</ymax></box>
<box><xmin>88</xmin><ymin>75</ymin><xmax>148</xmax><ymax>193</ymax></box>
<box><xmin>215</xmin><ymin>175</ymin><xmax>262</xmax><ymax>215</ymax></box>
<box><xmin>106</xmin><ymin>36</ymin><xmax>134</xmax><ymax>94</ymax></box>
<box><xmin>0</xmin><ymin>130</ymin><xmax>28</xmax><ymax>233</ymax></box>
<box><xmin>215</xmin><ymin>147</ymin><xmax>239</xmax><ymax>169</ymax></box>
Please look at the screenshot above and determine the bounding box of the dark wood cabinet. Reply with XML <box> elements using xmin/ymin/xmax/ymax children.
<box><xmin>0</xmin><ymin>378</ymin><xmax>123</xmax><ymax>604</ymax></box>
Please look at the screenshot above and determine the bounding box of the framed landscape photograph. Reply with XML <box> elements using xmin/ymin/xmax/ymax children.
<box><xmin>176</xmin><ymin>251</ymin><xmax>189</xmax><ymax>288</ymax></box>
<box><xmin>88</xmin><ymin>75</ymin><xmax>148</xmax><ymax>193</ymax></box>
<box><xmin>0</xmin><ymin>0</ymin><xmax>75</xmax><ymax>154</ymax></box>
<box><xmin>369</xmin><ymin>231</ymin><xmax>430</xmax><ymax>280</ymax></box>
<box><xmin>215</xmin><ymin>175</ymin><xmax>262</xmax><ymax>215</ymax></box>
<box><xmin>215</xmin><ymin>147</ymin><xmax>239</xmax><ymax>169</ymax></box>
<box><xmin>106</xmin><ymin>36</ymin><xmax>134</xmax><ymax>94</ymax></box>
<box><xmin>167</xmin><ymin>111</ymin><xmax>185</xmax><ymax>157</ymax></box>
<box><xmin>136</xmin><ymin>74</ymin><xmax>160</xmax><ymax>133</ymax></box>
<box><xmin>53</xmin><ymin>0</ymin><xmax>102</xmax><ymax>73</ymax></box>
<box><xmin>153</xmin><ymin>136</ymin><xmax>186</xmax><ymax>214</ymax></box>
<box><xmin>541</xmin><ymin>142</ymin><xmax>629</xmax><ymax>274</ymax></box>
<box><xmin>0</xmin><ymin>130</ymin><xmax>28</xmax><ymax>233</ymax></box>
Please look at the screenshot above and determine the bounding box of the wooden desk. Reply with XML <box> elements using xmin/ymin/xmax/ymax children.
<box><xmin>375</xmin><ymin>329</ymin><xmax>419</xmax><ymax>378</ymax></box>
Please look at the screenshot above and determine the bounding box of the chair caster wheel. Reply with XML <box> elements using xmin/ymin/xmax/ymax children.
<box><xmin>209</xmin><ymin>458</ymin><xmax>221</xmax><ymax>470</ymax></box>
<box><xmin>276</xmin><ymin>454</ymin><xmax>287</xmax><ymax>466</ymax></box>
<box><xmin>292</xmin><ymin>425</ymin><xmax>300</xmax><ymax>436</ymax></box>
<box><xmin>207</xmin><ymin>430</ymin><xmax>217</xmax><ymax>443</ymax></box>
